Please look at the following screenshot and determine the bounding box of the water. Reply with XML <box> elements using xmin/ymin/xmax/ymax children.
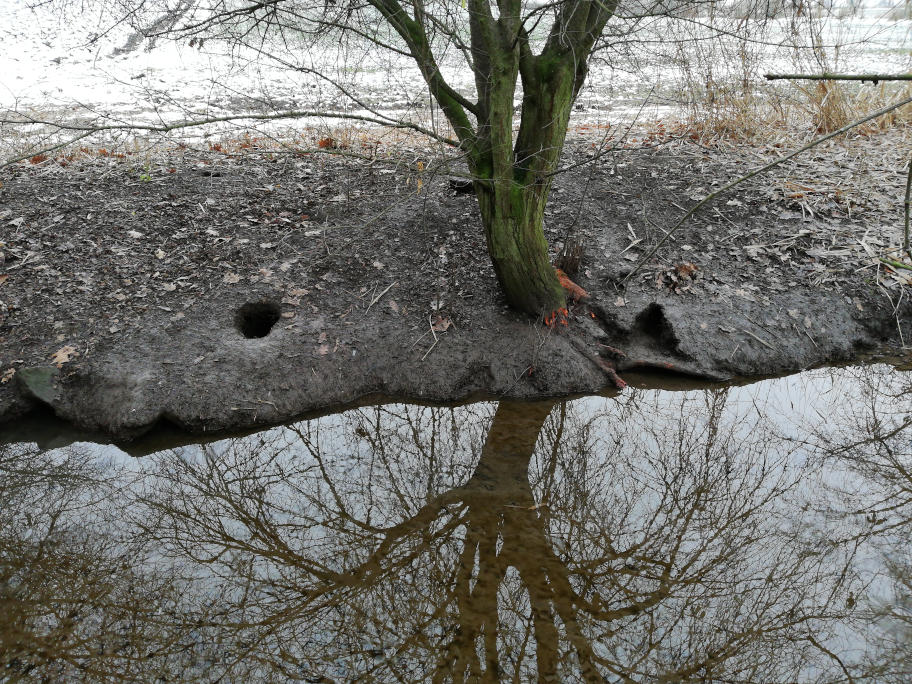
<box><xmin>2</xmin><ymin>365</ymin><xmax>912</xmax><ymax>682</ymax></box>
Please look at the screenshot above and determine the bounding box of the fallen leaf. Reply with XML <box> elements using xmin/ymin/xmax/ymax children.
<box><xmin>0</xmin><ymin>274</ymin><xmax>7</xmax><ymax>286</ymax></box>
<box><xmin>614</xmin><ymin>296</ymin><xmax>627</xmax><ymax>307</ymax></box>
<box><xmin>389</xmin><ymin>299</ymin><xmax>400</xmax><ymax>313</ymax></box>
<box><xmin>162</xmin><ymin>282</ymin><xmax>177</xmax><ymax>291</ymax></box>
<box><xmin>675</xmin><ymin>262</ymin><xmax>698</xmax><ymax>278</ymax></box>
<box><xmin>127</xmin><ymin>230</ymin><xmax>144</xmax><ymax>239</ymax></box>
<box><xmin>288</xmin><ymin>288</ymin><xmax>309</xmax><ymax>297</ymax></box>
<box><xmin>432</xmin><ymin>315</ymin><xmax>452</xmax><ymax>332</ymax></box>
<box><xmin>317</xmin><ymin>344</ymin><xmax>330</xmax><ymax>356</ymax></box>
<box><xmin>50</xmin><ymin>345</ymin><xmax>78</xmax><ymax>368</ymax></box>
<box><xmin>223</xmin><ymin>272</ymin><xmax>242</xmax><ymax>284</ymax></box>
<box><xmin>0</xmin><ymin>368</ymin><xmax>14</xmax><ymax>383</ymax></box>
<box><xmin>318</xmin><ymin>332</ymin><xmax>327</xmax><ymax>343</ymax></box>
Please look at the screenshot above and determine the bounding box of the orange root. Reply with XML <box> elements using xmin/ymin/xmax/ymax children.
<box><xmin>555</xmin><ymin>268</ymin><xmax>589</xmax><ymax>302</ymax></box>
<box><xmin>593</xmin><ymin>356</ymin><xmax>627</xmax><ymax>389</ymax></box>
<box><xmin>544</xmin><ymin>308</ymin><xmax>570</xmax><ymax>328</ymax></box>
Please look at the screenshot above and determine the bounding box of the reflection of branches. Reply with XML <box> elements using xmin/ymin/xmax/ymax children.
<box><xmin>803</xmin><ymin>365</ymin><xmax>912</xmax><ymax>681</ymax></box>
<box><xmin>11</xmin><ymin>374</ymin><xmax>901</xmax><ymax>680</ymax></box>
<box><xmin>122</xmin><ymin>390</ymin><xmax>860</xmax><ymax>680</ymax></box>
<box><xmin>0</xmin><ymin>443</ymin><xmax>223</xmax><ymax>682</ymax></box>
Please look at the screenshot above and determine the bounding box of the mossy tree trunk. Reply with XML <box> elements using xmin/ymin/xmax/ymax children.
<box><xmin>369</xmin><ymin>0</ymin><xmax>616</xmax><ymax>317</ymax></box>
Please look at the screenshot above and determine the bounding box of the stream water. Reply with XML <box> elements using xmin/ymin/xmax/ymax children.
<box><xmin>2</xmin><ymin>364</ymin><xmax>912</xmax><ymax>682</ymax></box>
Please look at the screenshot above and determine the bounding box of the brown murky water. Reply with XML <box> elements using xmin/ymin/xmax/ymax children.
<box><xmin>2</xmin><ymin>365</ymin><xmax>912</xmax><ymax>682</ymax></box>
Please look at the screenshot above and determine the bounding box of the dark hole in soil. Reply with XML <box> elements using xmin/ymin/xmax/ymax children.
<box><xmin>634</xmin><ymin>303</ymin><xmax>679</xmax><ymax>350</ymax></box>
<box><xmin>235</xmin><ymin>301</ymin><xmax>281</xmax><ymax>339</ymax></box>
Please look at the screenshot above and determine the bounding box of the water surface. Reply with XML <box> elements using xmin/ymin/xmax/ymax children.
<box><xmin>3</xmin><ymin>365</ymin><xmax>912</xmax><ymax>682</ymax></box>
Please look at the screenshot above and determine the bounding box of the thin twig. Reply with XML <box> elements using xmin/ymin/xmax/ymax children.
<box><xmin>421</xmin><ymin>339</ymin><xmax>438</xmax><ymax>361</ymax></box>
<box><xmin>1</xmin><ymin>109</ymin><xmax>458</xmax><ymax>171</ymax></box>
<box><xmin>365</xmin><ymin>281</ymin><xmax>396</xmax><ymax>312</ymax></box>
<box><xmin>741</xmin><ymin>328</ymin><xmax>775</xmax><ymax>350</ymax></box>
<box><xmin>420</xmin><ymin>314</ymin><xmax>440</xmax><ymax>360</ymax></box>
<box><xmin>904</xmin><ymin>155</ymin><xmax>912</xmax><ymax>260</ymax></box>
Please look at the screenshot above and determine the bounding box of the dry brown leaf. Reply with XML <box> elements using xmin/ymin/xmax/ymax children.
<box><xmin>223</xmin><ymin>272</ymin><xmax>242</xmax><ymax>284</ymax></box>
<box><xmin>0</xmin><ymin>368</ymin><xmax>14</xmax><ymax>383</ymax></box>
<box><xmin>50</xmin><ymin>345</ymin><xmax>78</xmax><ymax>368</ymax></box>
<box><xmin>317</xmin><ymin>344</ymin><xmax>330</xmax><ymax>356</ymax></box>
<box><xmin>675</xmin><ymin>262</ymin><xmax>699</xmax><ymax>278</ymax></box>
<box><xmin>432</xmin><ymin>316</ymin><xmax>451</xmax><ymax>332</ymax></box>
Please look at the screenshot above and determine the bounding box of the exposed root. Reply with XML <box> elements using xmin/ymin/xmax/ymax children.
<box><xmin>555</xmin><ymin>268</ymin><xmax>589</xmax><ymax>302</ymax></box>
<box><xmin>544</xmin><ymin>308</ymin><xmax>569</xmax><ymax>328</ymax></box>
<box><xmin>597</xmin><ymin>343</ymin><xmax>626</xmax><ymax>359</ymax></box>
<box><xmin>592</xmin><ymin>355</ymin><xmax>628</xmax><ymax>389</ymax></box>
<box><xmin>569</xmin><ymin>336</ymin><xmax>628</xmax><ymax>390</ymax></box>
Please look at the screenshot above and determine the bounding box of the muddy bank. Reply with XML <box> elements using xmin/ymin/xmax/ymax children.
<box><xmin>2</xmin><ymin>131</ymin><xmax>911</xmax><ymax>439</ymax></box>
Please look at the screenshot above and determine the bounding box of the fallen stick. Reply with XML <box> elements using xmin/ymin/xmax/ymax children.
<box><xmin>365</xmin><ymin>281</ymin><xmax>396</xmax><ymax>312</ymax></box>
<box><xmin>765</xmin><ymin>73</ymin><xmax>912</xmax><ymax>82</ymax></box>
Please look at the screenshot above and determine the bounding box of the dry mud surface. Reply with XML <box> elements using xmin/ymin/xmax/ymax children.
<box><xmin>2</xmin><ymin>129</ymin><xmax>912</xmax><ymax>439</ymax></box>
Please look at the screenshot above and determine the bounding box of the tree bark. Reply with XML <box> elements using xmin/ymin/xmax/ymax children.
<box><xmin>474</xmin><ymin>179</ymin><xmax>566</xmax><ymax>316</ymax></box>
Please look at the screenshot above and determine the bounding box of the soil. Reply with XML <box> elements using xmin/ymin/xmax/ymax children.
<box><xmin>2</xmin><ymin>127</ymin><xmax>911</xmax><ymax>440</ymax></box>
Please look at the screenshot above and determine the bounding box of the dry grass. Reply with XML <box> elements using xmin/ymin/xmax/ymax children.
<box><xmin>794</xmin><ymin>81</ymin><xmax>912</xmax><ymax>134</ymax></box>
<box><xmin>676</xmin><ymin>80</ymin><xmax>912</xmax><ymax>146</ymax></box>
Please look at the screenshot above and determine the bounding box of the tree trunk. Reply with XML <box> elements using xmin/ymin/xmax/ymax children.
<box><xmin>469</xmin><ymin>54</ymin><xmax>584</xmax><ymax>319</ymax></box>
<box><xmin>474</xmin><ymin>179</ymin><xmax>566</xmax><ymax>317</ymax></box>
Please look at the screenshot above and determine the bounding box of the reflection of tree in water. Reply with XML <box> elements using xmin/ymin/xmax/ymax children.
<box><xmin>0</xmin><ymin>444</ymin><xmax>218</xmax><ymax>681</ymax></box>
<box><xmin>10</xmin><ymin>382</ymin><xmax>905</xmax><ymax>680</ymax></box>
<box><xmin>127</xmin><ymin>392</ymin><xmax>858</xmax><ymax>682</ymax></box>
<box><xmin>802</xmin><ymin>365</ymin><xmax>912</xmax><ymax>682</ymax></box>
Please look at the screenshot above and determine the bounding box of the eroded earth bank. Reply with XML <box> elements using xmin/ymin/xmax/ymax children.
<box><xmin>2</xmin><ymin>129</ymin><xmax>911</xmax><ymax>439</ymax></box>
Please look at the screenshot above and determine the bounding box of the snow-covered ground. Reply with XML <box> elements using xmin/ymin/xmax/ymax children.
<box><xmin>0</xmin><ymin>0</ymin><xmax>910</xmax><ymax>147</ymax></box>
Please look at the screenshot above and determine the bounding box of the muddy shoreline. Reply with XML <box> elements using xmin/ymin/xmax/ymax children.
<box><xmin>2</xmin><ymin>132</ymin><xmax>911</xmax><ymax>439</ymax></box>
